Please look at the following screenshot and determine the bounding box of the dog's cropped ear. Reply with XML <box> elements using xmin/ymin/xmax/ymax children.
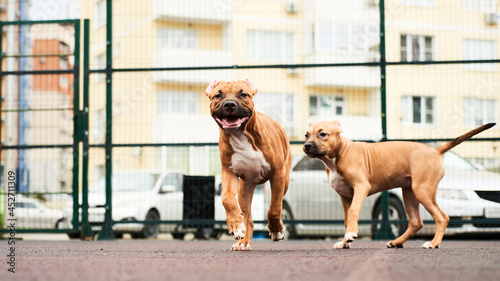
<box><xmin>240</xmin><ymin>78</ymin><xmax>258</xmax><ymax>95</ymax></box>
<box><xmin>205</xmin><ymin>79</ymin><xmax>221</xmax><ymax>97</ymax></box>
<box><xmin>331</xmin><ymin>120</ymin><xmax>343</xmax><ymax>133</ymax></box>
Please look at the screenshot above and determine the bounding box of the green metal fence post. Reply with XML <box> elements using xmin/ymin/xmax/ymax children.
<box><xmin>98</xmin><ymin>0</ymin><xmax>115</xmax><ymax>240</ymax></box>
<box><xmin>81</xmin><ymin>19</ymin><xmax>93</xmax><ymax>240</ymax></box>
<box><xmin>0</xmin><ymin>22</ymin><xmax>3</xmax><ymax>228</ymax></box>
<box><xmin>71</xmin><ymin>19</ymin><xmax>82</xmax><ymax>236</ymax></box>
<box><xmin>375</xmin><ymin>0</ymin><xmax>396</xmax><ymax>241</ymax></box>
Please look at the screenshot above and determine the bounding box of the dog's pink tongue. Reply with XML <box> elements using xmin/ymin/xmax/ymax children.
<box><xmin>218</xmin><ymin>116</ymin><xmax>248</xmax><ymax>129</ymax></box>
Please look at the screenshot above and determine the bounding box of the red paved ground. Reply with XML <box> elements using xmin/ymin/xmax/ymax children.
<box><xmin>2</xmin><ymin>239</ymin><xmax>500</xmax><ymax>281</ymax></box>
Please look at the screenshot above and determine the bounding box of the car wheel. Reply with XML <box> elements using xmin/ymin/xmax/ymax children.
<box><xmin>67</xmin><ymin>232</ymin><xmax>80</xmax><ymax>239</ymax></box>
<box><xmin>371</xmin><ymin>196</ymin><xmax>407</xmax><ymax>239</ymax></box>
<box><xmin>136</xmin><ymin>209</ymin><xmax>160</xmax><ymax>239</ymax></box>
<box><xmin>55</xmin><ymin>218</ymin><xmax>66</xmax><ymax>229</ymax></box>
<box><xmin>194</xmin><ymin>227</ymin><xmax>222</xmax><ymax>240</ymax></box>
<box><xmin>172</xmin><ymin>233</ymin><xmax>185</xmax><ymax>240</ymax></box>
<box><xmin>281</xmin><ymin>202</ymin><xmax>297</xmax><ymax>240</ymax></box>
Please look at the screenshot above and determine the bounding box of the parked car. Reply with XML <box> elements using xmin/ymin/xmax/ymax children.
<box><xmin>64</xmin><ymin>170</ymin><xmax>218</xmax><ymax>239</ymax></box>
<box><xmin>16</xmin><ymin>195</ymin><xmax>66</xmax><ymax>229</ymax></box>
<box><xmin>259</xmin><ymin>151</ymin><xmax>500</xmax><ymax>239</ymax></box>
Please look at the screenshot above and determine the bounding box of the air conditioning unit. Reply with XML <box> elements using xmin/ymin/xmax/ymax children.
<box><xmin>286</xmin><ymin>68</ymin><xmax>300</xmax><ymax>75</ymax></box>
<box><xmin>485</xmin><ymin>13</ymin><xmax>499</xmax><ymax>25</ymax></box>
<box><xmin>367</xmin><ymin>0</ymin><xmax>380</xmax><ymax>6</ymax></box>
<box><xmin>285</xmin><ymin>0</ymin><xmax>299</xmax><ymax>13</ymax></box>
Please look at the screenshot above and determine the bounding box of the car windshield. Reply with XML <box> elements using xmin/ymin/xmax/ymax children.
<box><xmin>443</xmin><ymin>152</ymin><xmax>478</xmax><ymax>171</ymax></box>
<box><xmin>92</xmin><ymin>173</ymin><xmax>160</xmax><ymax>192</ymax></box>
<box><xmin>293</xmin><ymin>156</ymin><xmax>325</xmax><ymax>171</ymax></box>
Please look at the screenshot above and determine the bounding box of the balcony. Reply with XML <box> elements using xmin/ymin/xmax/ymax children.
<box><xmin>152</xmin><ymin>48</ymin><xmax>234</xmax><ymax>85</ymax></box>
<box><xmin>152</xmin><ymin>0</ymin><xmax>233</xmax><ymax>23</ymax></box>
<box><xmin>304</xmin><ymin>51</ymin><xmax>381</xmax><ymax>88</ymax></box>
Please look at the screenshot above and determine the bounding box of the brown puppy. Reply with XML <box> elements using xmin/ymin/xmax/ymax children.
<box><xmin>304</xmin><ymin>121</ymin><xmax>495</xmax><ymax>249</ymax></box>
<box><xmin>205</xmin><ymin>79</ymin><xmax>292</xmax><ymax>251</ymax></box>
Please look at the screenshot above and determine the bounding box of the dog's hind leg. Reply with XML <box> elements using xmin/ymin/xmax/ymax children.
<box><xmin>413</xmin><ymin>184</ymin><xmax>449</xmax><ymax>249</ymax></box>
<box><xmin>386</xmin><ymin>188</ymin><xmax>423</xmax><ymax>248</ymax></box>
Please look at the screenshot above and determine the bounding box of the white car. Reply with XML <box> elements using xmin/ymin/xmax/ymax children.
<box><xmin>65</xmin><ymin>170</ymin><xmax>218</xmax><ymax>239</ymax></box>
<box><xmin>261</xmin><ymin>151</ymin><xmax>500</xmax><ymax>239</ymax></box>
<box><xmin>16</xmin><ymin>195</ymin><xmax>66</xmax><ymax>229</ymax></box>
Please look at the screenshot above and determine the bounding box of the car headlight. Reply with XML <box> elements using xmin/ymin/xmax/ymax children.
<box><xmin>436</xmin><ymin>189</ymin><xmax>467</xmax><ymax>200</ymax></box>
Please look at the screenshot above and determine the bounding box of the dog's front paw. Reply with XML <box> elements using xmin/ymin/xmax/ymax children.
<box><xmin>269</xmin><ymin>227</ymin><xmax>286</xmax><ymax>242</ymax></box>
<box><xmin>231</xmin><ymin>240</ymin><xmax>251</xmax><ymax>251</ymax></box>
<box><xmin>421</xmin><ymin>241</ymin><xmax>439</xmax><ymax>249</ymax></box>
<box><xmin>386</xmin><ymin>241</ymin><xmax>404</xmax><ymax>248</ymax></box>
<box><xmin>344</xmin><ymin>232</ymin><xmax>358</xmax><ymax>243</ymax></box>
<box><xmin>228</xmin><ymin>222</ymin><xmax>246</xmax><ymax>240</ymax></box>
<box><xmin>333</xmin><ymin>241</ymin><xmax>350</xmax><ymax>249</ymax></box>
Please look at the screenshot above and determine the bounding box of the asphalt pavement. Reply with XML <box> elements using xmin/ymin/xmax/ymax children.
<box><xmin>2</xmin><ymin>237</ymin><xmax>500</xmax><ymax>281</ymax></box>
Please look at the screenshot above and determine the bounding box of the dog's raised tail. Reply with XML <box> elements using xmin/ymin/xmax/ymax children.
<box><xmin>437</xmin><ymin>123</ymin><xmax>496</xmax><ymax>154</ymax></box>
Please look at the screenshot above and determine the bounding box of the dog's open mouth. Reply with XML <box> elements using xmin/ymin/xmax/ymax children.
<box><xmin>215</xmin><ymin>116</ymin><xmax>250</xmax><ymax>131</ymax></box>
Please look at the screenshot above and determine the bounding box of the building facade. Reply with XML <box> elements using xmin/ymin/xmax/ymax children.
<box><xmin>80</xmin><ymin>0</ymin><xmax>500</xmax><ymax>182</ymax></box>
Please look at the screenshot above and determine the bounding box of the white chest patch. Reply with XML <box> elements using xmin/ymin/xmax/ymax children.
<box><xmin>323</xmin><ymin>158</ymin><xmax>353</xmax><ymax>198</ymax></box>
<box><xmin>229</xmin><ymin>133</ymin><xmax>271</xmax><ymax>183</ymax></box>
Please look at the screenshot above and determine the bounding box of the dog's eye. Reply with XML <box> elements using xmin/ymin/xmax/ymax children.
<box><xmin>214</xmin><ymin>92</ymin><xmax>222</xmax><ymax>99</ymax></box>
<box><xmin>319</xmin><ymin>132</ymin><xmax>328</xmax><ymax>138</ymax></box>
<box><xmin>240</xmin><ymin>92</ymin><xmax>249</xmax><ymax>98</ymax></box>
<box><xmin>305</xmin><ymin>133</ymin><xmax>309</xmax><ymax>139</ymax></box>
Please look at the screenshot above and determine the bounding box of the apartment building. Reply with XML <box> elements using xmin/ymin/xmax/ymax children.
<box><xmin>81</xmin><ymin>0</ymin><xmax>500</xmax><ymax>180</ymax></box>
<box><xmin>385</xmin><ymin>0</ymin><xmax>499</xmax><ymax>168</ymax></box>
<box><xmin>28</xmin><ymin>24</ymin><xmax>75</xmax><ymax>193</ymax></box>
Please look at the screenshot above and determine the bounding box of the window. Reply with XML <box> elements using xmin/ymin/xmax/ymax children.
<box><xmin>401</xmin><ymin>35</ymin><xmax>434</xmax><ymax>62</ymax></box>
<box><xmin>60</xmin><ymin>42</ymin><xmax>69</xmax><ymax>53</ymax></box>
<box><xmin>309</xmin><ymin>95</ymin><xmax>345</xmax><ymax>117</ymax></box>
<box><xmin>157</xmin><ymin>28</ymin><xmax>198</xmax><ymax>49</ymax></box>
<box><xmin>463</xmin><ymin>39</ymin><xmax>498</xmax><ymax>71</ymax></box>
<box><xmin>161</xmin><ymin>174</ymin><xmax>182</xmax><ymax>192</ymax></box>
<box><xmin>93</xmin><ymin>109</ymin><xmax>105</xmax><ymax>142</ymax></box>
<box><xmin>293</xmin><ymin>157</ymin><xmax>325</xmax><ymax>171</ymax></box>
<box><xmin>60</xmin><ymin>57</ymin><xmax>68</xmax><ymax>70</ymax></box>
<box><xmin>247</xmin><ymin>30</ymin><xmax>296</xmax><ymax>63</ymax></box>
<box><xmin>314</xmin><ymin>22</ymin><xmax>374</xmax><ymax>52</ymax></box>
<box><xmin>59</xmin><ymin>76</ymin><xmax>69</xmax><ymax>88</ymax></box>
<box><xmin>157</xmin><ymin>91</ymin><xmax>198</xmax><ymax>114</ymax></box>
<box><xmin>462</xmin><ymin>0</ymin><xmax>497</xmax><ymax>13</ymax></box>
<box><xmin>93</xmin><ymin>53</ymin><xmax>105</xmax><ymax>83</ymax></box>
<box><xmin>401</xmin><ymin>96</ymin><xmax>435</xmax><ymax>125</ymax></box>
<box><xmin>463</xmin><ymin>98</ymin><xmax>497</xmax><ymax>128</ymax></box>
<box><xmin>94</xmin><ymin>0</ymin><xmax>106</xmax><ymax>29</ymax></box>
<box><xmin>254</xmin><ymin>93</ymin><xmax>295</xmax><ymax>125</ymax></box>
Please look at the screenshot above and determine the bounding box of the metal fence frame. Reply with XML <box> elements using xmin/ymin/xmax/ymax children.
<box><xmin>0</xmin><ymin>19</ymin><xmax>86</xmax><ymax>237</ymax></box>
<box><xmin>1</xmin><ymin>0</ymin><xmax>500</xmax><ymax>240</ymax></box>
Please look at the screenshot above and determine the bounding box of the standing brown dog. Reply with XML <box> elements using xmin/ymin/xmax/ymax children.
<box><xmin>304</xmin><ymin>121</ymin><xmax>495</xmax><ymax>249</ymax></box>
<box><xmin>205</xmin><ymin>79</ymin><xmax>292</xmax><ymax>251</ymax></box>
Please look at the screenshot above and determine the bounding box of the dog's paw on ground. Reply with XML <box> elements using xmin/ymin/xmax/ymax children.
<box><xmin>269</xmin><ymin>227</ymin><xmax>285</xmax><ymax>242</ymax></box>
<box><xmin>421</xmin><ymin>241</ymin><xmax>439</xmax><ymax>249</ymax></box>
<box><xmin>231</xmin><ymin>241</ymin><xmax>251</xmax><ymax>251</ymax></box>
<box><xmin>386</xmin><ymin>241</ymin><xmax>404</xmax><ymax>248</ymax></box>
<box><xmin>333</xmin><ymin>241</ymin><xmax>351</xmax><ymax>249</ymax></box>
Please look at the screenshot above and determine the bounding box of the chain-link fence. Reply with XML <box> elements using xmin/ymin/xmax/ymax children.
<box><xmin>1</xmin><ymin>0</ymin><xmax>499</xmax><ymax>240</ymax></box>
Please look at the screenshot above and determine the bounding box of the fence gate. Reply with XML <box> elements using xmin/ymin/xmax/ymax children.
<box><xmin>0</xmin><ymin>19</ymin><xmax>88</xmax><ymax>238</ymax></box>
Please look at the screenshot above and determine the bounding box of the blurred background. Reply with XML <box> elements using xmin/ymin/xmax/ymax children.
<box><xmin>1</xmin><ymin>0</ymin><xmax>499</xmax><ymax>240</ymax></box>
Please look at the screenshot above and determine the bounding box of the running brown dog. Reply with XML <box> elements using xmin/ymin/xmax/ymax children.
<box><xmin>205</xmin><ymin>79</ymin><xmax>292</xmax><ymax>251</ymax></box>
<box><xmin>303</xmin><ymin>121</ymin><xmax>495</xmax><ymax>249</ymax></box>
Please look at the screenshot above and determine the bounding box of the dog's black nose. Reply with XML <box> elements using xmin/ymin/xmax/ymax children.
<box><xmin>223</xmin><ymin>101</ymin><xmax>237</xmax><ymax>112</ymax></box>
<box><xmin>304</xmin><ymin>143</ymin><xmax>313</xmax><ymax>150</ymax></box>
